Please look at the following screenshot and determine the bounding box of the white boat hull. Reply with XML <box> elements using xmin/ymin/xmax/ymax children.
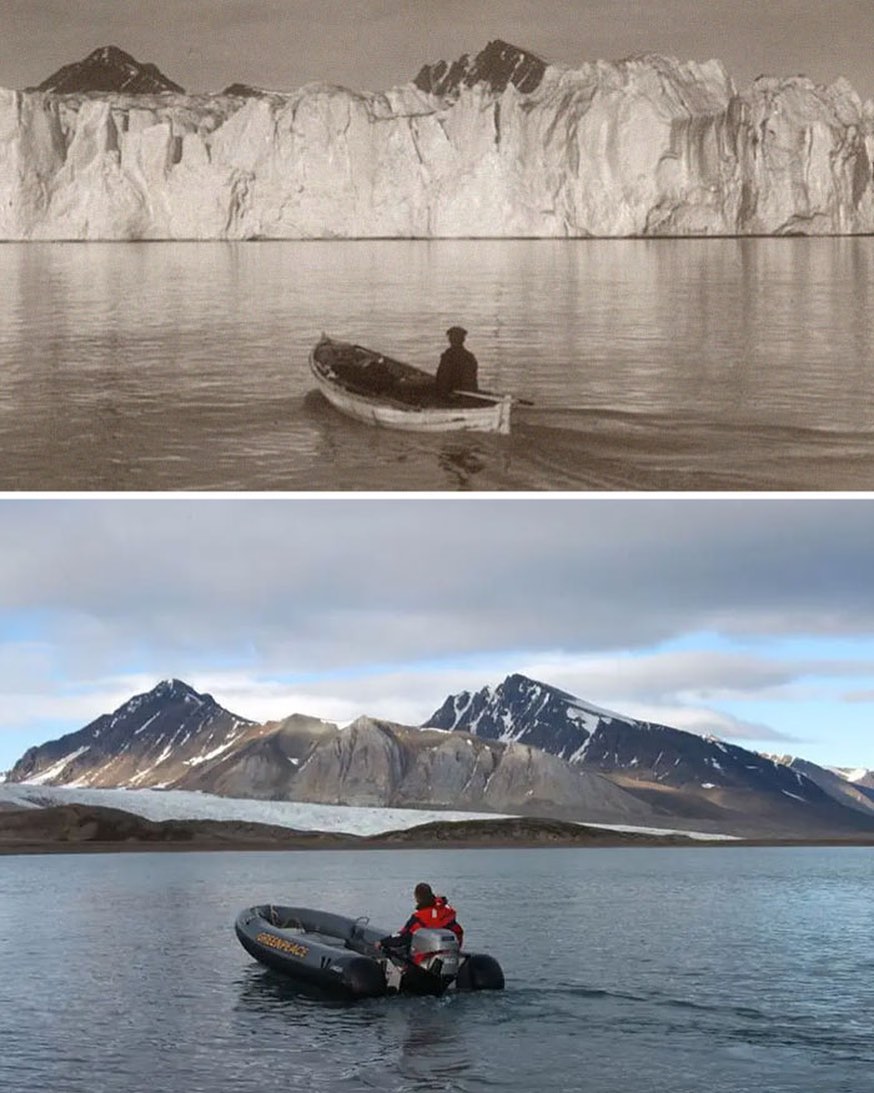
<box><xmin>309</xmin><ymin>338</ymin><xmax>512</xmax><ymax>435</ymax></box>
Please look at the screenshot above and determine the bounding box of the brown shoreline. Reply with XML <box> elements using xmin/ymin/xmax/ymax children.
<box><xmin>1</xmin><ymin>806</ymin><xmax>873</xmax><ymax>855</ymax></box>
<box><xmin>5</xmin><ymin>836</ymin><xmax>874</xmax><ymax>856</ymax></box>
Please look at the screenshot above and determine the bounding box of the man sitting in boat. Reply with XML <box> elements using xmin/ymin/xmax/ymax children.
<box><xmin>435</xmin><ymin>326</ymin><xmax>479</xmax><ymax>398</ymax></box>
<box><xmin>379</xmin><ymin>882</ymin><xmax>464</xmax><ymax>962</ymax></box>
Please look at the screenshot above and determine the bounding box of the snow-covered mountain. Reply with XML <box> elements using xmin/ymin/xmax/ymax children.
<box><xmin>9</xmin><ymin>675</ymin><xmax>874</xmax><ymax>837</ymax></box>
<box><xmin>425</xmin><ymin>674</ymin><xmax>874</xmax><ymax>834</ymax></box>
<box><xmin>5</xmin><ymin>681</ymin><xmax>660</xmax><ymax>826</ymax></box>
<box><xmin>7</xmin><ymin>679</ymin><xmax>258</xmax><ymax>788</ymax></box>
<box><xmin>426</xmin><ymin>673</ymin><xmax>796</xmax><ymax>793</ymax></box>
<box><xmin>427</xmin><ymin>672</ymin><xmax>619</xmax><ymax>760</ymax></box>
<box><xmin>2</xmin><ymin>40</ymin><xmax>874</xmax><ymax>239</ymax></box>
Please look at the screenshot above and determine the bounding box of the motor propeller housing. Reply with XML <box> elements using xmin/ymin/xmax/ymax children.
<box><xmin>409</xmin><ymin>927</ymin><xmax>461</xmax><ymax>979</ymax></box>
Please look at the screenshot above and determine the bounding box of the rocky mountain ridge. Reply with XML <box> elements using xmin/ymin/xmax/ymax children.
<box><xmin>7</xmin><ymin>676</ymin><xmax>874</xmax><ymax>837</ymax></box>
<box><xmin>6</xmin><ymin>683</ymin><xmax>660</xmax><ymax>826</ymax></box>
<box><xmin>426</xmin><ymin>674</ymin><xmax>817</xmax><ymax>794</ymax></box>
<box><xmin>2</xmin><ymin>41</ymin><xmax>873</xmax><ymax>239</ymax></box>
<box><xmin>763</xmin><ymin>754</ymin><xmax>874</xmax><ymax>813</ymax></box>
<box><xmin>9</xmin><ymin>678</ymin><xmax>257</xmax><ymax>788</ymax></box>
<box><xmin>413</xmin><ymin>40</ymin><xmax>548</xmax><ymax>97</ymax></box>
<box><xmin>425</xmin><ymin>674</ymin><xmax>874</xmax><ymax>833</ymax></box>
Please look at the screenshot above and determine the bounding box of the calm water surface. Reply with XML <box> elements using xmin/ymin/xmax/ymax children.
<box><xmin>2</xmin><ymin>239</ymin><xmax>874</xmax><ymax>490</ymax></box>
<box><xmin>1</xmin><ymin>847</ymin><xmax>873</xmax><ymax>1092</ymax></box>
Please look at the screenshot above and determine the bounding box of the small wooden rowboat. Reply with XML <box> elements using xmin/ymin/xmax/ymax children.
<box><xmin>309</xmin><ymin>334</ymin><xmax>512</xmax><ymax>435</ymax></box>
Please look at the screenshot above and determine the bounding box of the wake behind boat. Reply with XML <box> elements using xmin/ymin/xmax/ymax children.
<box><xmin>309</xmin><ymin>335</ymin><xmax>512</xmax><ymax>434</ymax></box>
<box><xmin>235</xmin><ymin>904</ymin><xmax>505</xmax><ymax>999</ymax></box>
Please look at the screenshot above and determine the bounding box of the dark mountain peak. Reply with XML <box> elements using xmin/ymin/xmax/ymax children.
<box><xmin>6</xmin><ymin>677</ymin><xmax>253</xmax><ymax>787</ymax></box>
<box><xmin>424</xmin><ymin>672</ymin><xmax>615</xmax><ymax>764</ymax></box>
<box><xmin>427</xmin><ymin>673</ymin><xmax>624</xmax><ymax>735</ymax></box>
<box><xmin>121</xmin><ymin>678</ymin><xmax>204</xmax><ymax>710</ymax></box>
<box><xmin>479</xmin><ymin>39</ymin><xmax>548</xmax><ymax>82</ymax></box>
<box><xmin>413</xmin><ymin>39</ymin><xmax>547</xmax><ymax>97</ymax></box>
<box><xmin>92</xmin><ymin>45</ymin><xmax>137</xmax><ymax>66</ymax></box>
<box><xmin>29</xmin><ymin>45</ymin><xmax>185</xmax><ymax>95</ymax></box>
<box><xmin>157</xmin><ymin>676</ymin><xmax>191</xmax><ymax>691</ymax></box>
<box><xmin>220</xmin><ymin>82</ymin><xmax>270</xmax><ymax>98</ymax></box>
<box><xmin>498</xmin><ymin>672</ymin><xmax>577</xmax><ymax>702</ymax></box>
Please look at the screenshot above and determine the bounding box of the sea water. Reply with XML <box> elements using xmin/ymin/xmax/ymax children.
<box><xmin>1</xmin><ymin>846</ymin><xmax>872</xmax><ymax>1092</ymax></box>
<box><xmin>1</xmin><ymin>238</ymin><xmax>874</xmax><ymax>490</ymax></box>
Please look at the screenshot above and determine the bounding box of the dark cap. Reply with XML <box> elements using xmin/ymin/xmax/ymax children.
<box><xmin>446</xmin><ymin>326</ymin><xmax>467</xmax><ymax>339</ymax></box>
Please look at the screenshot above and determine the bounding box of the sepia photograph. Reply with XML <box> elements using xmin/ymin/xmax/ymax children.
<box><xmin>1</xmin><ymin>0</ymin><xmax>873</xmax><ymax>489</ymax></box>
<box><xmin>2</xmin><ymin>3</ymin><xmax>874</xmax><ymax>1093</ymax></box>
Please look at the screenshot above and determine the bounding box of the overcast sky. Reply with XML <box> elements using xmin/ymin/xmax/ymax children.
<box><xmin>4</xmin><ymin>0</ymin><xmax>874</xmax><ymax>99</ymax></box>
<box><xmin>2</xmin><ymin>496</ymin><xmax>874</xmax><ymax>773</ymax></box>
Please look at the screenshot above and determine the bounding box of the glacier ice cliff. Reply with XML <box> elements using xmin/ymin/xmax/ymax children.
<box><xmin>2</xmin><ymin>50</ymin><xmax>874</xmax><ymax>239</ymax></box>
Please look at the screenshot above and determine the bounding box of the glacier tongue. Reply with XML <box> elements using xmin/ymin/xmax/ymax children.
<box><xmin>1</xmin><ymin>53</ymin><xmax>873</xmax><ymax>240</ymax></box>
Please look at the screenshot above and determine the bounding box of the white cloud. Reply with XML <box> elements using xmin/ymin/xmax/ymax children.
<box><xmin>514</xmin><ymin>648</ymin><xmax>874</xmax><ymax>702</ymax></box>
<box><xmin>0</xmin><ymin>644</ymin><xmax>831</xmax><ymax>760</ymax></box>
<box><xmin>594</xmin><ymin>702</ymin><xmax>786</xmax><ymax>743</ymax></box>
<box><xmin>3</xmin><ymin>498</ymin><xmax>874</xmax><ymax>766</ymax></box>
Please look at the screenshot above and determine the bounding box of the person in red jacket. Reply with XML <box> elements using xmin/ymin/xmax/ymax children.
<box><xmin>380</xmin><ymin>883</ymin><xmax>464</xmax><ymax>962</ymax></box>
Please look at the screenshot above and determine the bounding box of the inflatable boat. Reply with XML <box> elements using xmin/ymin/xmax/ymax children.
<box><xmin>235</xmin><ymin>904</ymin><xmax>505</xmax><ymax>999</ymax></box>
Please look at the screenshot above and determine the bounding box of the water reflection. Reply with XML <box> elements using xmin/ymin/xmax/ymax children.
<box><xmin>384</xmin><ymin>1000</ymin><xmax>475</xmax><ymax>1093</ymax></box>
<box><xmin>436</xmin><ymin>445</ymin><xmax>486</xmax><ymax>489</ymax></box>
<box><xmin>3</xmin><ymin>238</ymin><xmax>874</xmax><ymax>489</ymax></box>
<box><xmin>235</xmin><ymin>966</ymin><xmax>476</xmax><ymax>1092</ymax></box>
<box><xmin>235</xmin><ymin>965</ymin><xmax>357</xmax><ymax>1013</ymax></box>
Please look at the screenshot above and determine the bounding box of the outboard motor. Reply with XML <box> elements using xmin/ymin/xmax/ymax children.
<box><xmin>409</xmin><ymin>928</ymin><xmax>461</xmax><ymax>990</ymax></box>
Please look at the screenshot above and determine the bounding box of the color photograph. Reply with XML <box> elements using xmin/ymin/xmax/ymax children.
<box><xmin>2</xmin><ymin>496</ymin><xmax>874</xmax><ymax>1092</ymax></box>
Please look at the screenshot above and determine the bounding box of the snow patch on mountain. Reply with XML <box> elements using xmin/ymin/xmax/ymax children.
<box><xmin>834</xmin><ymin>767</ymin><xmax>873</xmax><ymax>784</ymax></box>
<box><xmin>26</xmin><ymin>747</ymin><xmax>91</xmax><ymax>785</ymax></box>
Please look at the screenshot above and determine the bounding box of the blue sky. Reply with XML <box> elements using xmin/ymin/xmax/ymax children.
<box><xmin>3</xmin><ymin>0</ymin><xmax>874</xmax><ymax>99</ymax></box>
<box><xmin>1</xmin><ymin>497</ymin><xmax>874</xmax><ymax>774</ymax></box>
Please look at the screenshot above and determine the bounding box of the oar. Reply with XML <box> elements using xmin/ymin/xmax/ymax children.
<box><xmin>455</xmin><ymin>389</ymin><xmax>536</xmax><ymax>407</ymax></box>
<box><xmin>461</xmin><ymin>391</ymin><xmax>601</xmax><ymax>411</ymax></box>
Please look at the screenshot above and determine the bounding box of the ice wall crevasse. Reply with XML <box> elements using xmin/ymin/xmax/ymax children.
<box><xmin>2</xmin><ymin>55</ymin><xmax>874</xmax><ymax>239</ymax></box>
<box><xmin>0</xmin><ymin>90</ymin><xmax>67</xmax><ymax>235</ymax></box>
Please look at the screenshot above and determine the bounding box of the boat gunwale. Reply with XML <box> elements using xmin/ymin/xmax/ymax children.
<box><xmin>309</xmin><ymin>334</ymin><xmax>512</xmax><ymax>432</ymax></box>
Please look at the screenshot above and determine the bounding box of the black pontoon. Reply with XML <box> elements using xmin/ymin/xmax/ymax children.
<box><xmin>235</xmin><ymin>904</ymin><xmax>505</xmax><ymax>999</ymax></box>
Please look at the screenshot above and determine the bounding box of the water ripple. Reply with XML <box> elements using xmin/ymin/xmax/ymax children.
<box><xmin>3</xmin><ymin>239</ymin><xmax>874</xmax><ymax>489</ymax></box>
